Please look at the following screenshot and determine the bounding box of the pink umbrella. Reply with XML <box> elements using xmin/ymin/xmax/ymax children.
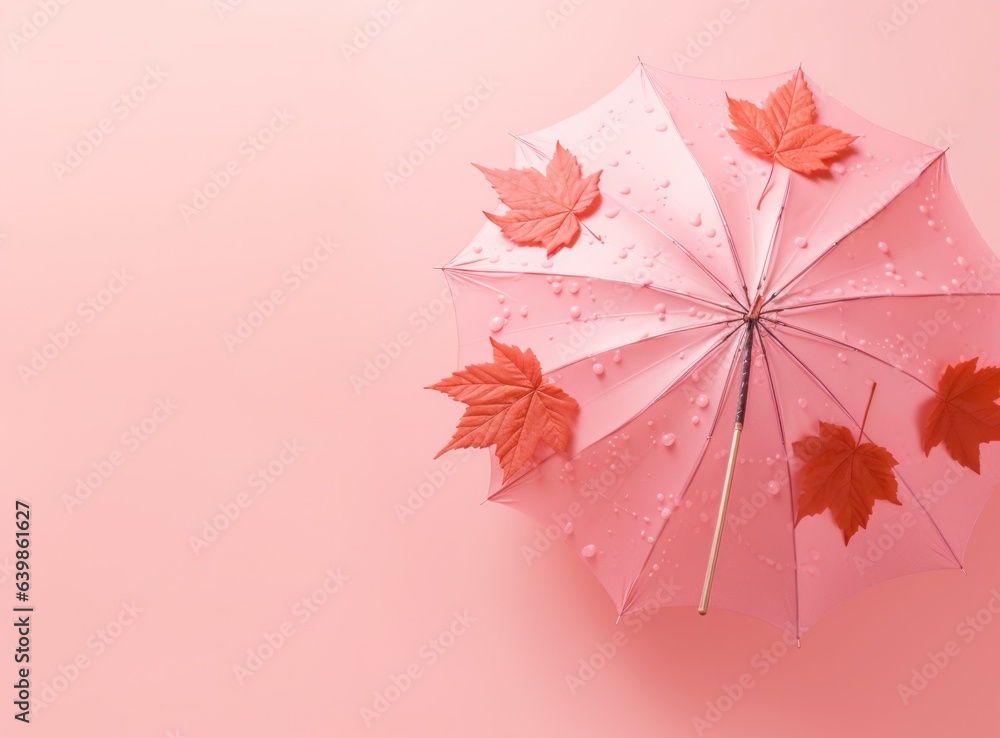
<box><xmin>430</xmin><ymin>64</ymin><xmax>1000</xmax><ymax>638</ymax></box>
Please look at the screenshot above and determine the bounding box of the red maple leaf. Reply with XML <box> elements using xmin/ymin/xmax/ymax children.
<box><xmin>726</xmin><ymin>68</ymin><xmax>857</xmax><ymax>208</ymax></box>
<box><xmin>474</xmin><ymin>142</ymin><xmax>602</xmax><ymax>257</ymax></box>
<box><xmin>427</xmin><ymin>338</ymin><xmax>580</xmax><ymax>482</ymax></box>
<box><xmin>793</xmin><ymin>386</ymin><xmax>900</xmax><ymax>544</ymax></box>
<box><xmin>921</xmin><ymin>357</ymin><xmax>1000</xmax><ymax>474</ymax></box>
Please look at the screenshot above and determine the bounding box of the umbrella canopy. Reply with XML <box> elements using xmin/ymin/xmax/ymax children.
<box><xmin>436</xmin><ymin>64</ymin><xmax>1000</xmax><ymax>638</ymax></box>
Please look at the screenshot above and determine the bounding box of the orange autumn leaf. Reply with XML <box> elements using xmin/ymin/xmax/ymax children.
<box><xmin>474</xmin><ymin>142</ymin><xmax>602</xmax><ymax>257</ymax></box>
<box><xmin>921</xmin><ymin>357</ymin><xmax>1000</xmax><ymax>474</ymax></box>
<box><xmin>427</xmin><ymin>338</ymin><xmax>580</xmax><ymax>482</ymax></box>
<box><xmin>793</xmin><ymin>421</ymin><xmax>901</xmax><ymax>545</ymax></box>
<box><xmin>726</xmin><ymin>68</ymin><xmax>857</xmax><ymax>208</ymax></box>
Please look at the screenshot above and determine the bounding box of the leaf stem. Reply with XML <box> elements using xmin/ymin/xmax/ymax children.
<box><xmin>756</xmin><ymin>163</ymin><xmax>774</xmax><ymax>210</ymax></box>
<box><xmin>857</xmin><ymin>381</ymin><xmax>878</xmax><ymax>445</ymax></box>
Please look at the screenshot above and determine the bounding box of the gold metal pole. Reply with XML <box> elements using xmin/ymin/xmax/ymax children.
<box><xmin>699</xmin><ymin>322</ymin><xmax>755</xmax><ymax>616</ymax></box>
<box><xmin>698</xmin><ymin>422</ymin><xmax>743</xmax><ymax>615</ymax></box>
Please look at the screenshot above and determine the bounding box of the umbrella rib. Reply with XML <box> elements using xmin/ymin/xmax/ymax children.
<box><xmin>758</xmin><ymin>324</ymin><xmax>964</xmax><ymax>569</ymax></box>
<box><xmin>710</xmin><ymin>178</ymin><xmax>751</xmax><ymax>307</ymax></box>
<box><xmin>762</xmin><ymin>148</ymin><xmax>945</xmax><ymax>306</ymax></box>
<box><xmin>762</xmin><ymin>318</ymin><xmax>939</xmax><ymax>395</ymax></box>
<box><xmin>759</xmin><ymin>122</ymin><xmax>871</xmax><ymax>291</ymax></box>
<box><xmin>754</xmin><ymin>326</ymin><xmax>802</xmax><ymax>639</ymax></box>
<box><xmin>891</xmin><ymin>468</ymin><xmax>963</xmax><ymax>568</ymax></box>
<box><xmin>443</xmin><ymin>266</ymin><xmax>742</xmax><ymax>315</ymax></box>
<box><xmin>530</xmin><ymin>318</ymin><xmax>743</xmax><ymax>377</ymax></box>
<box><xmin>489</xmin><ymin>314</ymin><xmax>738</xmax><ymax>346</ymax></box>
<box><xmin>750</xmin><ymin>168</ymin><xmax>792</xmax><ymax>304</ymax></box>
<box><xmin>503</xmin><ymin>136</ymin><xmax>745</xmax><ymax>309</ymax></box>
<box><xmin>763</xmin><ymin>290</ymin><xmax>1000</xmax><ymax>315</ymax></box>
<box><xmin>638</xmin><ymin>64</ymin><xmax>750</xmax><ymax>306</ymax></box>
<box><xmin>620</xmin><ymin>325</ymin><xmax>748</xmax><ymax>614</ymax></box>
<box><xmin>488</xmin><ymin>324</ymin><xmax>745</xmax><ymax>501</ymax></box>
<box><xmin>598</xmin><ymin>189</ymin><xmax>746</xmax><ymax>309</ymax></box>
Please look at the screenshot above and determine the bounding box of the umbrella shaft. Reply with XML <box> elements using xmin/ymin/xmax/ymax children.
<box><xmin>699</xmin><ymin>326</ymin><xmax>754</xmax><ymax>615</ymax></box>
<box><xmin>698</xmin><ymin>424</ymin><xmax>743</xmax><ymax>615</ymax></box>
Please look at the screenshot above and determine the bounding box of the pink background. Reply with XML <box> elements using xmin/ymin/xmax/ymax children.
<box><xmin>1</xmin><ymin>0</ymin><xmax>998</xmax><ymax>736</ymax></box>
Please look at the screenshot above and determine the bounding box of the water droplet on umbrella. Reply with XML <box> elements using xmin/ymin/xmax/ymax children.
<box><xmin>767</xmin><ymin>481</ymin><xmax>780</xmax><ymax>496</ymax></box>
<box><xmin>581</xmin><ymin>544</ymin><xmax>597</xmax><ymax>558</ymax></box>
<box><xmin>691</xmin><ymin>415</ymin><xmax>700</xmax><ymax>425</ymax></box>
<box><xmin>563</xmin><ymin>522</ymin><xmax>574</xmax><ymax>535</ymax></box>
<box><xmin>660</xmin><ymin>178</ymin><xmax>670</xmax><ymax>188</ymax></box>
<box><xmin>797</xmin><ymin>398</ymin><xmax>808</xmax><ymax>408</ymax></box>
<box><xmin>489</xmin><ymin>317</ymin><xmax>504</xmax><ymax>333</ymax></box>
<box><xmin>552</xmin><ymin>282</ymin><xmax>562</xmax><ymax>294</ymax></box>
<box><xmin>619</xmin><ymin>185</ymin><xmax>631</xmax><ymax>195</ymax></box>
<box><xmin>661</xmin><ymin>433</ymin><xmax>676</xmax><ymax>447</ymax></box>
<box><xmin>837</xmin><ymin>352</ymin><xmax>846</xmax><ymax>362</ymax></box>
<box><xmin>690</xmin><ymin>213</ymin><xmax>702</xmax><ymax>227</ymax></box>
<box><xmin>497</xmin><ymin>294</ymin><xmax>505</xmax><ymax>304</ymax></box>
<box><xmin>660</xmin><ymin>507</ymin><xmax>672</xmax><ymax>520</ymax></box>
<box><xmin>605</xmin><ymin>207</ymin><xmax>621</xmax><ymax>219</ymax></box>
<box><xmin>794</xmin><ymin>236</ymin><xmax>808</xmax><ymax>248</ymax></box>
<box><xmin>655</xmin><ymin>122</ymin><xmax>668</xmax><ymax>132</ymax></box>
<box><xmin>592</xmin><ymin>363</ymin><xmax>605</xmax><ymax>376</ymax></box>
<box><xmin>613</xmin><ymin>350</ymin><xmax>622</xmax><ymax>363</ymax></box>
<box><xmin>520</xmin><ymin>305</ymin><xmax>529</xmax><ymax>317</ymax></box>
<box><xmin>877</xmin><ymin>241</ymin><xmax>889</xmax><ymax>253</ymax></box>
<box><xmin>570</xmin><ymin>305</ymin><xmax>582</xmax><ymax>319</ymax></box>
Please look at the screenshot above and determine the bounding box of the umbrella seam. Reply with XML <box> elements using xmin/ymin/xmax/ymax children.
<box><xmin>755</xmin><ymin>326</ymin><xmax>803</xmax><ymax>639</ymax></box>
<box><xmin>619</xmin><ymin>325</ymin><xmax>748</xmax><ymax>614</ymax></box>
<box><xmin>487</xmin><ymin>324</ymin><xmax>744</xmax><ymax>499</ymax></box>
<box><xmin>765</xmin><ymin>149</ymin><xmax>946</xmax><ymax>303</ymax></box>
<box><xmin>759</xmin><ymin>323</ymin><xmax>963</xmax><ymax>572</ymax></box>
<box><xmin>637</xmin><ymin>63</ymin><xmax>750</xmax><ymax>308</ymax></box>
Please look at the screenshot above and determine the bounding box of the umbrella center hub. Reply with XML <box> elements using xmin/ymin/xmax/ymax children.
<box><xmin>746</xmin><ymin>294</ymin><xmax>764</xmax><ymax>321</ymax></box>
